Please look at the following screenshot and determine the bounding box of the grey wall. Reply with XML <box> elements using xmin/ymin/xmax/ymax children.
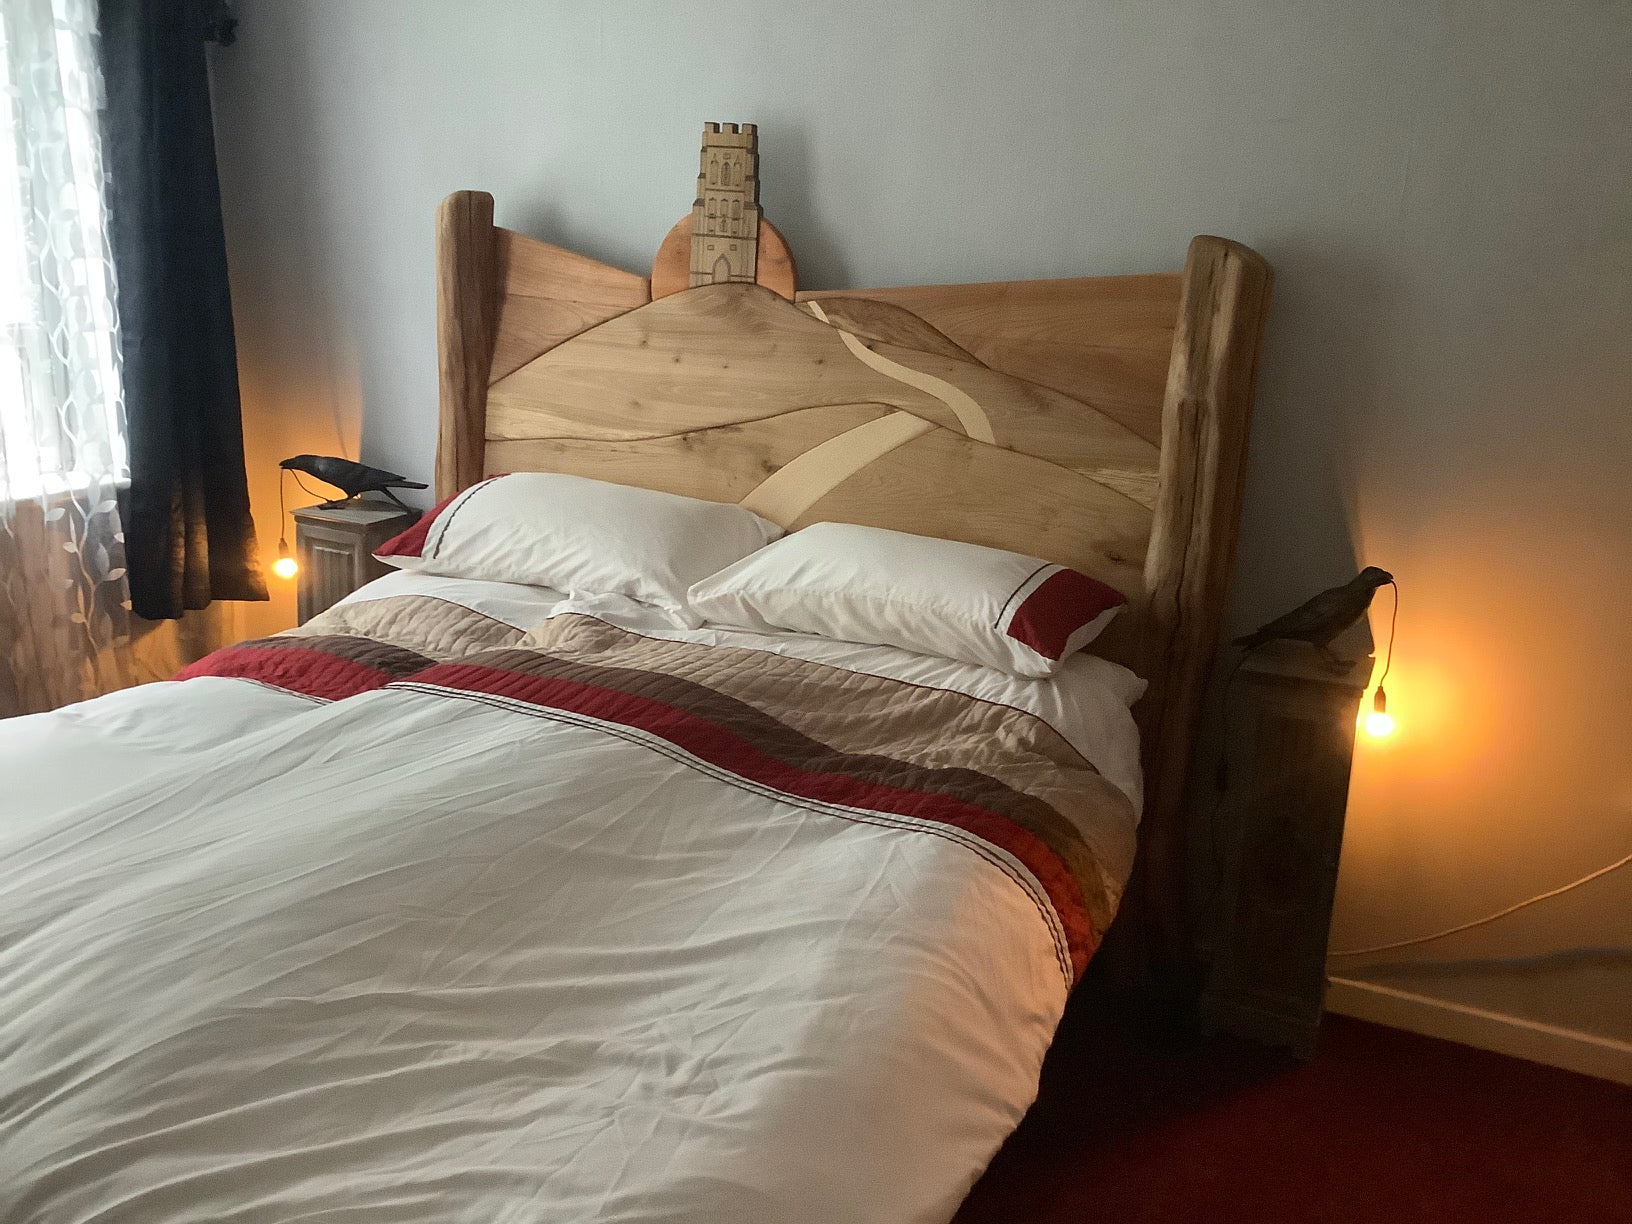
<box><xmin>211</xmin><ymin>2</ymin><xmax>1632</xmax><ymax>1061</ymax></box>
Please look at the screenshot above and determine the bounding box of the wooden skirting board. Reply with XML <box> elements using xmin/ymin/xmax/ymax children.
<box><xmin>1327</xmin><ymin>976</ymin><xmax>1632</xmax><ymax>1087</ymax></box>
<box><xmin>433</xmin><ymin>122</ymin><xmax>1273</xmax><ymax>984</ymax></box>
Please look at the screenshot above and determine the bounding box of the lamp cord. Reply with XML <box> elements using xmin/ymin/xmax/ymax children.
<box><xmin>288</xmin><ymin>470</ymin><xmax>329</xmax><ymax>503</ymax></box>
<box><xmin>280</xmin><ymin>467</ymin><xmax>331</xmax><ymax>532</ymax></box>
<box><xmin>1329</xmin><ymin>849</ymin><xmax>1632</xmax><ymax>957</ymax></box>
<box><xmin>1375</xmin><ymin>580</ymin><xmax>1398</xmax><ymax>690</ymax></box>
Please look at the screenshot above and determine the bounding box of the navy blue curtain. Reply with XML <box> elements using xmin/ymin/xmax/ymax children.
<box><xmin>98</xmin><ymin>0</ymin><xmax>265</xmax><ymax>620</ymax></box>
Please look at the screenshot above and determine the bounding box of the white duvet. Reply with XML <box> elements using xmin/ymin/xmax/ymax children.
<box><xmin>0</xmin><ymin>576</ymin><xmax>1143</xmax><ymax>1223</ymax></box>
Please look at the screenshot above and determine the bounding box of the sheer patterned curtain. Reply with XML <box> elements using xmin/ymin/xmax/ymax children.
<box><xmin>0</xmin><ymin>0</ymin><xmax>132</xmax><ymax>717</ymax></box>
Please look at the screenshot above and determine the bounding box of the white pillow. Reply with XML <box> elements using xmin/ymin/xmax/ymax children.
<box><xmin>375</xmin><ymin>473</ymin><xmax>782</xmax><ymax>624</ymax></box>
<box><xmin>687</xmin><ymin>522</ymin><xmax>1127</xmax><ymax>678</ymax></box>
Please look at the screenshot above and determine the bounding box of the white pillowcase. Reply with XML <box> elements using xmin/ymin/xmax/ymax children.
<box><xmin>375</xmin><ymin>473</ymin><xmax>782</xmax><ymax>625</ymax></box>
<box><xmin>687</xmin><ymin>522</ymin><xmax>1128</xmax><ymax>678</ymax></box>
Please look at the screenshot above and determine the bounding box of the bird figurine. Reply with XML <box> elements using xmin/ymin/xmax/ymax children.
<box><xmin>1234</xmin><ymin>566</ymin><xmax>1394</xmax><ymax>665</ymax></box>
<box><xmin>279</xmin><ymin>455</ymin><xmax>427</xmax><ymax>512</ymax></box>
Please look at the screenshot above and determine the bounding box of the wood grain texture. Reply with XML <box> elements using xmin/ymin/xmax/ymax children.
<box><xmin>484</xmin><ymin>402</ymin><xmax>895</xmax><ymax>495</ymax></box>
<box><xmin>751</xmin><ymin>219</ymin><xmax>798</xmax><ymax>299</ymax></box>
<box><xmin>293</xmin><ymin>506</ymin><xmax>418</xmax><ymax>625</ymax></box>
<box><xmin>1201</xmin><ymin>639</ymin><xmax>1368</xmax><ymax>1058</ymax></box>
<box><xmin>481</xmin><ymin>280</ymin><xmax>1157</xmax><ymax>597</ymax></box>
<box><xmin>487</xmin><ymin>282</ymin><xmax>1155</xmax><ymax>479</ymax></box>
<box><xmin>495</xmin><ymin>226</ymin><xmax>650</xmax><ymax>306</ymax></box>
<box><xmin>738</xmin><ymin>411</ymin><xmax>936</xmax><ymax>525</ymax></box>
<box><xmin>489</xmin><ymin>228</ymin><xmax>651</xmax><ymax>383</ymax></box>
<box><xmin>787</xmin><ymin>424</ymin><xmax>1152</xmax><ymax>599</ymax></box>
<box><xmin>489</xmin><ymin>284</ymin><xmax>960</xmax><ymax>439</ymax></box>
<box><xmin>797</xmin><ymin>296</ymin><xmax>979</xmax><ymax>363</ymax></box>
<box><xmin>489</xmin><ymin>295</ymin><xmax>637</xmax><ymax>385</ymax></box>
<box><xmin>1123</xmin><ymin>234</ymin><xmax>1274</xmax><ymax>985</ymax></box>
<box><xmin>801</xmin><ymin>274</ymin><xmax>1181</xmax><ymax>444</ymax></box>
<box><xmin>652</xmin><ymin>215</ymin><xmax>796</xmax><ymax>301</ymax></box>
<box><xmin>435</xmin><ymin>191</ymin><xmax>498</xmax><ymax>499</ymax></box>
<box><xmin>805</xmin><ymin>300</ymin><xmax>995</xmax><ymax>443</ymax></box>
<box><xmin>847</xmin><ymin>339</ymin><xmax>1159</xmax><ymax>508</ymax></box>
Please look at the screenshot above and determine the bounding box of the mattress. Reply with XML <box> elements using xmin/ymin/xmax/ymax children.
<box><xmin>0</xmin><ymin>574</ymin><xmax>1144</xmax><ymax>1223</ymax></box>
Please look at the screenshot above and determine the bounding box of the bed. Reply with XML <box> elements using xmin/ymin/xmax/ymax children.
<box><xmin>0</xmin><ymin>125</ymin><xmax>1270</xmax><ymax>1222</ymax></box>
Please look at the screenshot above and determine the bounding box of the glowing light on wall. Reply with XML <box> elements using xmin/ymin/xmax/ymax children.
<box><xmin>272</xmin><ymin>537</ymin><xmax>298</xmax><ymax>581</ymax></box>
<box><xmin>1363</xmin><ymin>685</ymin><xmax>1395</xmax><ymax>738</ymax></box>
<box><xmin>272</xmin><ymin>465</ymin><xmax>300</xmax><ymax>580</ymax></box>
<box><xmin>1359</xmin><ymin>578</ymin><xmax>1399</xmax><ymax>739</ymax></box>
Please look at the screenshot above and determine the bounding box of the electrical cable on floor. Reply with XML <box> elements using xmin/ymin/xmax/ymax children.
<box><xmin>1328</xmin><ymin>848</ymin><xmax>1632</xmax><ymax>957</ymax></box>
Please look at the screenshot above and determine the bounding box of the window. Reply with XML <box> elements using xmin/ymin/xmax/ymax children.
<box><xmin>0</xmin><ymin>7</ymin><xmax>126</xmax><ymax>503</ymax></box>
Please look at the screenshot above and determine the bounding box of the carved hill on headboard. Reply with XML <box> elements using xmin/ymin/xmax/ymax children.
<box><xmin>434</xmin><ymin>164</ymin><xmax>1271</xmax><ymax>990</ymax></box>
<box><xmin>484</xmin><ymin>280</ymin><xmax>1160</xmax><ymax>598</ymax></box>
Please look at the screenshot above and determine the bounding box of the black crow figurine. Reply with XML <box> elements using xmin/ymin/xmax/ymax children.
<box><xmin>280</xmin><ymin>455</ymin><xmax>427</xmax><ymax>511</ymax></box>
<box><xmin>1234</xmin><ymin>566</ymin><xmax>1394</xmax><ymax>662</ymax></box>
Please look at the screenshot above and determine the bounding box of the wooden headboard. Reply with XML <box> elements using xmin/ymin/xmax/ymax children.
<box><xmin>433</xmin><ymin>126</ymin><xmax>1272</xmax><ymax>982</ymax></box>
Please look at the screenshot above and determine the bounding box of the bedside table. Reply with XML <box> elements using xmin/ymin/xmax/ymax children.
<box><xmin>1199</xmin><ymin>634</ymin><xmax>1371</xmax><ymax>1059</ymax></box>
<box><xmin>291</xmin><ymin>503</ymin><xmax>419</xmax><ymax>624</ymax></box>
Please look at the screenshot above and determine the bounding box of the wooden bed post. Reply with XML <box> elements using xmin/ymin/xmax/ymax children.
<box><xmin>1122</xmin><ymin>234</ymin><xmax>1272</xmax><ymax>991</ymax></box>
<box><xmin>435</xmin><ymin>191</ymin><xmax>498</xmax><ymax>500</ymax></box>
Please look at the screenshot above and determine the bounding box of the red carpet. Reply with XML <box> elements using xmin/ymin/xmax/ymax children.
<box><xmin>955</xmin><ymin>996</ymin><xmax>1632</xmax><ymax>1224</ymax></box>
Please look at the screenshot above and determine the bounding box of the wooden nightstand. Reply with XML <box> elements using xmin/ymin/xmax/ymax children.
<box><xmin>291</xmin><ymin>503</ymin><xmax>419</xmax><ymax>625</ymax></box>
<box><xmin>1199</xmin><ymin>632</ymin><xmax>1372</xmax><ymax>1058</ymax></box>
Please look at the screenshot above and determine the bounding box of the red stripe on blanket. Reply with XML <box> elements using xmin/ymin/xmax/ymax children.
<box><xmin>176</xmin><ymin>644</ymin><xmax>405</xmax><ymax>701</ymax></box>
<box><xmin>413</xmin><ymin>659</ymin><xmax>1095</xmax><ymax>976</ymax></box>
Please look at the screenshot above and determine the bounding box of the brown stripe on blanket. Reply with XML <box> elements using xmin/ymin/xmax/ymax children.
<box><xmin>516</xmin><ymin>616</ymin><xmax>1103</xmax><ymax>775</ymax></box>
<box><xmin>446</xmin><ymin>645</ymin><xmax>1085</xmax><ymax>840</ymax></box>
<box><xmin>286</xmin><ymin>594</ymin><xmax>527</xmax><ymax>661</ymax></box>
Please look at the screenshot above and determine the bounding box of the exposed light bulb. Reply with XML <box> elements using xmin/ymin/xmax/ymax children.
<box><xmin>272</xmin><ymin>538</ymin><xmax>298</xmax><ymax>581</ymax></box>
<box><xmin>1363</xmin><ymin>685</ymin><xmax>1395</xmax><ymax>738</ymax></box>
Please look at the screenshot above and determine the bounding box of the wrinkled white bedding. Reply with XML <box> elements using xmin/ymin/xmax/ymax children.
<box><xmin>0</xmin><ymin>580</ymin><xmax>1143</xmax><ymax>1224</ymax></box>
<box><xmin>334</xmin><ymin>567</ymin><xmax>571</xmax><ymax>627</ymax></box>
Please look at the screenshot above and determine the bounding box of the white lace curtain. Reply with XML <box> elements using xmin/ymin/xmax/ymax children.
<box><xmin>0</xmin><ymin>0</ymin><xmax>132</xmax><ymax>717</ymax></box>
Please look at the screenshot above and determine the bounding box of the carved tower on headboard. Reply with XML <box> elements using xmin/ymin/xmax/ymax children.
<box><xmin>689</xmin><ymin>122</ymin><xmax>761</xmax><ymax>287</ymax></box>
